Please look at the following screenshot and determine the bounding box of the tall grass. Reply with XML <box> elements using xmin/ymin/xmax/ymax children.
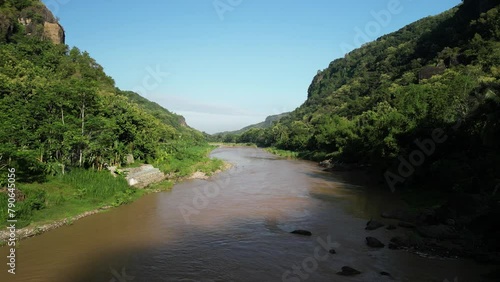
<box><xmin>265</xmin><ymin>147</ymin><xmax>299</xmax><ymax>159</ymax></box>
<box><xmin>58</xmin><ymin>169</ymin><xmax>131</xmax><ymax>200</ymax></box>
<box><xmin>155</xmin><ymin>143</ymin><xmax>224</xmax><ymax>178</ymax></box>
<box><xmin>0</xmin><ymin>142</ymin><xmax>223</xmax><ymax>231</ymax></box>
<box><xmin>0</xmin><ymin>169</ymin><xmax>138</xmax><ymax>228</ymax></box>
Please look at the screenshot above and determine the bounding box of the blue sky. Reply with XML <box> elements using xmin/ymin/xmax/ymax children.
<box><xmin>43</xmin><ymin>0</ymin><xmax>462</xmax><ymax>133</ymax></box>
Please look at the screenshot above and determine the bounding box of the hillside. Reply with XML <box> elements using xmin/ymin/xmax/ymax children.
<box><xmin>116</xmin><ymin>89</ymin><xmax>193</xmax><ymax>133</ymax></box>
<box><xmin>230</xmin><ymin>0</ymin><xmax>500</xmax><ymax>257</ymax></box>
<box><xmin>238</xmin><ymin>0</ymin><xmax>500</xmax><ymax>190</ymax></box>
<box><xmin>0</xmin><ymin>0</ymin><xmax>204</xmax><ymax>182</ymax></box>
<box><xmin>211</xmin><ymin>112</ymin><xmax>290</xmax><ymax>142</ymax></box>
<box><xmin>0</xmin><ymin>0</ymin><xmax>225</xmax><ymax>231</ymax></box>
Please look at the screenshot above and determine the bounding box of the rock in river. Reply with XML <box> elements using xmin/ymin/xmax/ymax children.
<box><xmin>366</xmin><ymin>236</ymin><xmax>385</xmax><ymax>248</ymax></box>
<box><xmin>365</xmin><ymin>219</ymin><xmax>384</xmax><ymax>230</ymax></box>
<box><xmin>290</xmin><ymin>230</ymin><xmax>312</xmax><ymax>236</ymax></box>
<box><xmin>337</xmin><ymin>266</ymin><xmax>361</xmax><ymax>276</ymax></box>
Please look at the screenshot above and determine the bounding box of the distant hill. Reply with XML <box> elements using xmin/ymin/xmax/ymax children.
<box><xmin>215</xmin><ymin>112</ymin><xmax>290</xmax><ymax>136</ymax></box>
<box><xmin>117</xmin><ymin>89</ymin><xmax>189</xmax><ymax>130</ymax></box>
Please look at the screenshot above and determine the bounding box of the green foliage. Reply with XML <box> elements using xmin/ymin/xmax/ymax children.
<box><xmin>0</xmin><ymin>8</ymin><xmax>206</xmax><ymax>182</ymax></box>
<box><xmin>58</xmin><ymin>169</ymin><xmax>132</xmax><ymax>200</ymax></box>
<box><xmin>0</xmin><ymin>0</ymin><xmax>222</xmax><ymax>230</ymax></box>
<box><xmin>154</xmin><ymin>142</ymin><xmax>223</xmax><ymax>178</ymax></box>
<box><xmin>249</xmin><ymin>2</ymin><xmax>500</xmax><ymax>193</ymax></box>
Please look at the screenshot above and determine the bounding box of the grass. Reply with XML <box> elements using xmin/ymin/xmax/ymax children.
<box><xmin>209</xmin><ymin>142</ymin><xmax>257</xmax><ymax>148</ymax></box>
<box><xmin>265</xmin><ymin>147</ymin><xmax>299</xmax><ymax>159</ymax></box>
<box><xmin>154</xmin><ymin>144</ymin><xmax>225</xmax><ymax>178</ymax></box>
<box><xmin>0</xmin><ymin>169</ymin><xmax>144</xmax><ymax>229</ymax></box>
<box><xmin>0</xmin><ymin>143</ymin><xmax>225</xmax><ymax>230</ymax></box>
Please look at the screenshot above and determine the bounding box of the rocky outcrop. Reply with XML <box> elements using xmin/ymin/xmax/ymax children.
<box><xmin>337</xmin><ymin>266</ymin><xmax>361</xmax><ymax>276</ymax></box>
<box><xmin>290</xmin><ymin>230</ymin><xmax>312</xmax><ymax>236</ymax></box>
<box><xmin>42</xmin><ymin>21</ymin><xmax>64</xmax><ymax>44</ymax></box>
<box><xmin>365</xmin><ymin>219</ymin><xmax>384</xmax><ymax>230</ymax></box>
<box><xmin>120</xmin><ymin>165</ymin><xmax>165</xmax><ymax>189</ymax></box>
<box><xmin>0</xmin><ymin>2</ymin><xmax>66</xmax><ymax>44</ymax></box>
<box><xmin>366</xmin><ymin>237</ymin><xmax>385</xmax><ymax>248</ymax></box>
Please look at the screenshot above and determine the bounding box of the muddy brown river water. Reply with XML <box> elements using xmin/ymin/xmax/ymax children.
<box><xmin>0</xmin><ymin>147</ymin><xmax>493</xmax><ymax>281</ymax></box>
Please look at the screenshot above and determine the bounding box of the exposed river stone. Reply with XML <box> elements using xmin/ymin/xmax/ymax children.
<box><xmin>365</xmin><ymin>219</ymin><xmax>384</xmax><ymax>230</ymax></box>
<box><xmin>121</xmin><ymin>165</ymin><xmax>165</xmax><ymax>188</ymax></box>
<box><xmin>290</xmin><ymin>230</ymin><xmax>312</xmax><ymax>236</ymax></box>
<box><xmin>366</xmin><ymin>236</ymin><xmax>385</xmax><ymax>248</ymax></box>
<box><xmin>337</xmin><ymin>266</ymin><xmax>361</xmax><ymax>276</ymax></box>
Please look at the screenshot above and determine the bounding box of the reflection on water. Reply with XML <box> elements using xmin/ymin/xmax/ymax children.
<box><xmin>0</xmin><ymin>147</ymin><xmax>492</xmax><ymax>282</ymax></box>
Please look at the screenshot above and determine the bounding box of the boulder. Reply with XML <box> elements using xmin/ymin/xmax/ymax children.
<box><xmin>366</xmin><ymin>237</ymin><xmax>385</xmax><ymax>248</ymax></box>
<box><xmin>290</xmin><ymin>230</ymin><xmax>312</xmax><ymax>236</ymax></box>
<box><xmin>126</xmin><ymin>154</ymin><xmax>135</xmax><ymax>165</ymax></box>
<box><xmin>337</xmin><ymin>266</ymin><xmax>361</xmax><ymax>276</ymax></box>
<box><xmin>390</xmin><ymin>236</ymin><xmax>410</xmax><ymax>248</ymax></box>
<box><xmin>365</xmin><ymin>219</ymin><xmax>384</xmax><ymax>230</ymax></box>
<box><xmin>380</xmin><ymin>271</ymin><xmax>392</xmax><ymax>277</ymax></box>
<box><xmin>319</xmin><ymin>160</ymin><xmax>332</xmax><ymax>168</ymax></box>
<box><xmin>122</xmin><ymin>165</ymin><xmax>165</xmax><ymax>188</ymax></box>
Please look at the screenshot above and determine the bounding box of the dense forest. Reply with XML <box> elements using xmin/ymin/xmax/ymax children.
<box><xmin>211</xmin><ymin>112</ymin><xmax>290</xmax><ymax>143</ymax></box>
<box><xmin>225</xmin><ymin>0</ymin><xmax>500</xmax><ymax>196</ymax></box>
<box><xmin>0</xmin><ymin>0</ymin><xmax>205</xmax><ymax>182</ymax></box>
<box><xmin>0</xmin><ymin>0</ymin><xmax>215</xmax><ymax>228</ymax></box>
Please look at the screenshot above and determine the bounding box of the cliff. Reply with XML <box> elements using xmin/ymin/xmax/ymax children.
<box><xmin>0</xmin><ymin>0</ymin><xmax>65</xmax><ymax>44</ymax></box>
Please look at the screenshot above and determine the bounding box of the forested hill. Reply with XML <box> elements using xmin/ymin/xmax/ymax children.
<box><xmin>211</xmin><ymin>112</ymin><xmax>290</xmax><ymax>142</ymax></box>
<box><xmin>0</xmin><ymin>0</ymin><xmax>203</xmax><ymax>182</ymax></box>
<box><xmin>237</xmin><ymin>0</ymin><xmax>500</xmax><ymax>193</ymax></box>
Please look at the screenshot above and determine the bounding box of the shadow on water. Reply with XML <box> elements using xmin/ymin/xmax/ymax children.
<box><xmin>0</xmin><ymin>147</ymin><xmax>495</xmax><ymax>282</ymax></box>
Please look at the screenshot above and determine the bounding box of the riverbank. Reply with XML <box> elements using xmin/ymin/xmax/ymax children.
<box><xmin>0</xmin><ymin>145</ymin><xmax>231</xmax><ymax>245</ymax></box>
<box><xmin>263</xmin><ymin>146</ymin><xmax>500</xmax><ymax>268</ymax></box>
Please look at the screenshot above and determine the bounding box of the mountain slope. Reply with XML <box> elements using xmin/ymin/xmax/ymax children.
<box><xmin>214</xmin><ymin>112</ymin><xmax>290</xmax><ymax>136</ymax></box>
<box><xmin>0</xmin><ymin>0</ymin><xmax>204</xmax><ymax>182</ymax></box>
<box><xmin>238</xmin><ymin>1</ymin><xmax>500</xmax><ymax>194</ymax></box>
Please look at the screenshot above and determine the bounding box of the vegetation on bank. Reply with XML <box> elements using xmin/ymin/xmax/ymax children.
<box><xmin>264</xmin><ymin>148</ymin><xmax>299</xmax><ymax>159</ymax></box>
<box><xmin>0</xmin><ymin>0</ymin><xmax>223</xmax><ymax>233</ymax></box>
<box><xmin>212</xmin><ymin>1</ymin><xmax>500</xmax><ymax>198</ymax></box>
<box><xmin>0</xmin><ymin>143</ymin><xmax>224</xmax><ymax>231</ymax></box>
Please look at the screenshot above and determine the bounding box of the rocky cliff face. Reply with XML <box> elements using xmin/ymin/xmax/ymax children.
<box><xmin>42</xmin><ymin>21</ymin><xmax>64</xmax><ymax>44</ymax></box>
<box><xmin>0</xmin><ymin>1</ymin><xmax>65</xmax><ymax>44</ymax></box>
<box><xmin>17</xmin><ymin>4</ymin><xmax>65</xmax><ymax>44</ymax></box>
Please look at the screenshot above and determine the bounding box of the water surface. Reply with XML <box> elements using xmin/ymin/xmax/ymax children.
<box><xmin>0</xmin><ymin>147</ymin><xmax>491</xmax><ymax>281</ymax></box>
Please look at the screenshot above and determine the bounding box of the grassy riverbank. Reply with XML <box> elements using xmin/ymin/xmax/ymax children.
<box><xmin>0</xmin><ymin>144</ymin><xmax>224</xmax><ymax>242</ymax></box>
<box><xmin>264</xmin><ymin>147</ymin><xmax>299</xmax><ymax>159</ymax></box>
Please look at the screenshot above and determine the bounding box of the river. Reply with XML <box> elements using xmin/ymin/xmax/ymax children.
<box><xmin>0</xmin><ymin>147</ymin><xmax>492</xmax><ymax>281</ymax></box>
